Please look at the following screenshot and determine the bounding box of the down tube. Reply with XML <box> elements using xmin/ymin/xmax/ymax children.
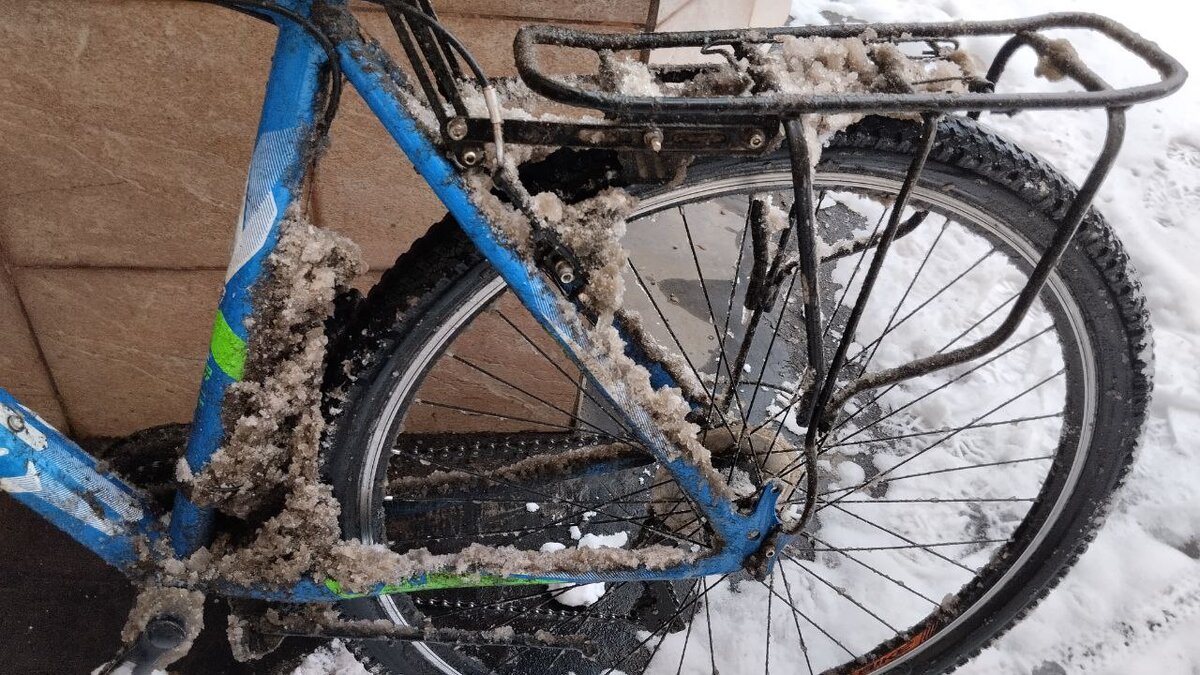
<box><xmin>334</xmin><ymin>38</ymin><xmax>770</xmax><ymax>548</ymax></box>
<box><xmin>0</xmin><ymin>388</ymin><xmax>163</xmax><ymax>571</ymax></box>
<box><xmin>167</xmin><ymin>16</ymin><xmax>328</xmax><ymax>556</ymax></box>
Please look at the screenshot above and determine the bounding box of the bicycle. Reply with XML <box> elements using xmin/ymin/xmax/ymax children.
<box><xmin>0</xmin><ymin>1</ymin><xmax>1186</xmax><ymax>673</ymax></box>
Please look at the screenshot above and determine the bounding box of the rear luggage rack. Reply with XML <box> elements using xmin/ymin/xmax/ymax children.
<box><xmin>363</xmin><ymin>2</ymin><xmax>1186</xmax><ymax>532</ymax></box>
<box><xmin>513</xmin><ymin>13</ymin><xmax>1185</xmax><ymax>121</ymax></box>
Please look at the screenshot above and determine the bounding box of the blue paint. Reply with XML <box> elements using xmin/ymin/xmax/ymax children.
<box><xmin>169</xmin><ymin>2</ymin><xmax>328</xmax><ymax>557</ymax></box>
<box><xmin>613</xmin><ymin>312</ymin><xmax>678</xmax><ymax>394</ymax></box>
<box><xmin>0</xmin><ymin>388</ymin><xmax>162</xmax><ymax>570</ymax></box>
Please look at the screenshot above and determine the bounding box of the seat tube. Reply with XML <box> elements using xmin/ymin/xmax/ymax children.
<box><xmin>168</xmin><ymin>0</ymin><xmax>328</xmax><ymax>556</ymax></box>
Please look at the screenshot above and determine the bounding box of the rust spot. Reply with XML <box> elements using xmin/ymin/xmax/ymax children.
<box><xmin>850</xmin><ymin>622</ymin><xmax>938</xmax><ymax>674</ymax></box>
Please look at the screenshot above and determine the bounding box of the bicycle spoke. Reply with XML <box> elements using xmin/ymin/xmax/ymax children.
<box><xmin>824</xmin><ymin>324</ymin><xmax>1056</xmax><ymax>449</ymax></box>
<box><xmin>783</xmin><ymin>553</ymin><xmax>898</xmax><ymax>632</ymax></box>
<box><xmin>806</xmin><ymin>533</ymin><xmax>940</xmax><ymax>606</ymax></box>
<box><xmin>778</xmin><ymin>560</ymin><xmax>817</xmax><ymax>675</ymax></box>
<box><xmin>808</xmin><ymin>540</ymin><xmax>1007</xmax><ymax>553</ymax></box>
<box><xmin>702</xmin><ymin>576</ymin><xmax>718</xmax><ymax>675</ymax></box>
<box><xmin>823</xmin><ymin>207</ymin><xmax>889</xmax><ymax>341</ymax></box>
<box><xmin>626</xmin><ymin>260</ymin><xmax>712</xmax><ymax>392</ymax></box>
<box><xmin>702</xmin><ymin>202</ymin><xmax>754</xmax><ymax>439</ymax></box>
<box><xmin>677</xmin><ymin>203</ymin><xmax>754</xmax><ymax>425</ymax></box>
<box><xmin>820</xmin><ymin>500</ymin><xmax>980</xmax><ymax>574</ymax></box>
<box><xmin>754</xmin><ymin>576</ymin><xmax>858</xmax><ymax>659</ymax></box>
<box><xmin>450</xmin><ymin>353</ymin><xmax>636</xmax><ymax>445</ymax></box>
<box><xmin>673</xmin><ymin>581</ymin><xmax>700</xmax><ymax>675</ymax></box>
<box><xmin>416</xmin><ymin>399</ymin><xmax>592</xmax><ymax>435</ymax></box>
<box><xmin>602</xmin><ymin>574</ymin><xmax>728</xmax><ymax>674</ymax></box>
<box><xmin>836</xmin><ymin>496</ymin><xmax>1037</xmax><ymax>504</ymax></box>
<box><xmin>495</xmin><ymin>309</ymin><xmax>637</xmax><ymax>437</ymax></box>
<box><xmin>765</xmin><ymin>570</ymin><xmax>776</xmax><ymax>674</ymax></box>
<box><xmin>825</xmin><ymin>289</ymin><xmax>1020</xmax><ymax>438</ymax></box>
<box><xmin>626</xmin><ymin>259</ymin><xmax>746</xmax><ymax>442</ymax></box>
<box><xmin>846</xmin><ymin>244</ymin><xmax>997</xmax><ymax>370</ymax></box>
<box><xmin>853</xmin><ymin>454</ymin><xmax>1054</xmax><ymax>488</ymax></box>
<box><xmin>821</xmin><ymin>367</ymin><xmax>1064</xmax><ymax>508</ymax></box>
<box><xmin>856</xmin><ymin>216</ymin><xmax>952</xmax><ymax>374</ymax></box>
<box><xmin>827</xmin><ymin>412</ymin><xmax>1062</xmax><ymax>449</ymax></box>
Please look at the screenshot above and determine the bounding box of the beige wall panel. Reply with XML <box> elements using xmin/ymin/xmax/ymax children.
<box><xmin>0</xmin><ymin>1</ymin><xmax>270</xmax><ymax>269</ymax></box>
<box><xmin>407</xmin><ymin>0</ymin><xmax>648</xmax><ymax>25</ymax></box>
<box><xmin>403</xmin><ymin>293</ymin><xmax>580</xmax><ymax>434</ymax></box>
<box><xmin>0</xmin><ymin>0</ymin><xmax>649</xmax><ymax>437</ymax></box>
<box><xmin>0</xmin><ymin>268</ymin><xmax>68</xmax><ymax>430</ymax></box>
<box><xmin>14</xmin><ymin>268</ymin><xmax>223</xmax><ymax>437</ymax></box>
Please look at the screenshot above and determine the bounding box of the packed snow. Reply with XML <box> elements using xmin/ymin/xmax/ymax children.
<box><xmin>289</xmin><ymin>639</ymin><xmax>371</xmax><ymax>675</ymax></box>
<box><xmin>787</xmin><ymin>0</ymin><xmax>1200</xmax><ymax>672</ymax></box>
<box><xmin>542</xmin><ymin>531</ymin><xmax>631</xmax><ymax>607</ymax></box>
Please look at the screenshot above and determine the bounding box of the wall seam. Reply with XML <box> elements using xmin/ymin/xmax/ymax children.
<box><xmin>0</xmin><ymin>250</ymin><xmax>77</xmax><ymax>437</ymax></box>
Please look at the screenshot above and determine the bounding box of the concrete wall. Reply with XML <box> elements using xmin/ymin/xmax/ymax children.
<box><xmin>0</xmin><ymin>0</ymin><xmax>651</xmax><ymax>438</ymax></box>
<box><xmin>0</xmin><ymin>0</ymin><xmax>790</xmax><ymax>440</ymax></box>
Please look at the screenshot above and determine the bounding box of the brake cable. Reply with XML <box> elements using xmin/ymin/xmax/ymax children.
<box><xmin>189</xmin><ymin>0</ymin><xmax>343</xmax><ymax>137</ymax></box>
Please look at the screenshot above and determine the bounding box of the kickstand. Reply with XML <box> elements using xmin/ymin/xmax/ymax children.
<box><xmin>98</xmin><ymin>615</ymin><xmax>189</xmax><ymax>675</ymax></box>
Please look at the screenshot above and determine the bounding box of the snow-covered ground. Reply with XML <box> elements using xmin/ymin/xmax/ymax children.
<box><xmin>783</xmin><ymin>0</ymin><xmax>1200</xmax><ymax>672</ymax></box>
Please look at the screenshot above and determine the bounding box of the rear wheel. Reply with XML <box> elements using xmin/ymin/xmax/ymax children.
<box><xmin>324</xmin><ymin>117</ymin><xmax>1151</xmax><ymax>674</ymax></box>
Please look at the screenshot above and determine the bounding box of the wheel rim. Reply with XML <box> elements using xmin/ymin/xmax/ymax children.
<box><xmin>352</xmin><ymin>166</ymin><xmax>1098</xmax><ymax>675</ymax></box>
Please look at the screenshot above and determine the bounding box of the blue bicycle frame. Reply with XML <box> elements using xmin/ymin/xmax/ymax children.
<box><xmin>0</xmin><ymin>0</ymin><xmax>778</xmax><ymax>603</ymax></box>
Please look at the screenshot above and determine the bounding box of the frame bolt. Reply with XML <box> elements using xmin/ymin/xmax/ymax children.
<box><xmin>446</xmin><ymin>117</ymin><xmax>469</xmax><ymax>141</ymax></box>
<box><xmin>747</xmin><ymin>529</ymin><xmax>761</xmax><ymax>540</ymax></box>
<box><xmin>6</xmin><ymin>413</ymin><xmax>26</xmax><ymax>434</ymax></box>
<box><xmin>644</xmin><ymin>129</ymin><xmax>664</xmax><ymax>153</ymax></box>
<box><xmin>765</xmin><ymin>548</ymin><xmax>776</xmax><ymax>558</ymax></box>
<box><xmin>460</xmin><ymin>149</ymin><xmax>481</xmax><ymax>166</ymax></box>
<box><xmin>746</xmin><ymin>130</ymin><xmax>766</xmax><ymax>149</ymax></box>
<box><xmin>553</xmin><ymin>260</ymin><xmax>576</xmax><ymax>285</ymax></box>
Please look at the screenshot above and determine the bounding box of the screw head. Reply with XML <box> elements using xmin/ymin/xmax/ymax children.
<box><xmin>6</xmin><ymin>413</ymin><xmax>25</xmax><ymax>433</ymax></box>
<box><xmin>446</xmin><ymin>117</ymin><xmax>469</xmax><ymax>141</ymax></box>
<box><xmin>460</xmin><ymin>149</ymin><xmax>480</xmax><ymax>166</ymax></box>
<box><xmin>747</xmin><ymin>130</ymin><xmax>766</xmax><ymax>149</ymax></box>
<box><xmin>553</xmin><ymin>260</ymin><xmax>576</xmax><ymax>285</ymax></box>
<box><xmin>765</xmin><ymin>548</ymin><xmax>776</xmax><ymax>558</ymax></box>
<box><xmin>644</xmin><ymin>129</ymin><xmax>664</xmax><ymax>153</ymax></box>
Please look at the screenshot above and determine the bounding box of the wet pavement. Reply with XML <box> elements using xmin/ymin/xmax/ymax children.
<box><xmin>0</xmin><ymin>495</ymin><xmax>322</xmax><ymax>674</ymax></box>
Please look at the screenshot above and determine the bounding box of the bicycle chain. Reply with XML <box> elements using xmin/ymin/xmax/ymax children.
<box><xmin>392</xmin><ymin>431</ymin><xmax>649</xmax><ymax>546</ymax></box>
<box><xmin>401</xmin><ymin>431</ymin><xmax>612</xmax><ymax>462</ymax></box>
<box><xmin>411</xmin><ymin>596</ymin><xmax>631</xmax><ymax>624</ymax></box>
<box><xmin>396</xmin><ymin>431</ymin><xmax>662</xmax><ymax>625</ymax></box>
